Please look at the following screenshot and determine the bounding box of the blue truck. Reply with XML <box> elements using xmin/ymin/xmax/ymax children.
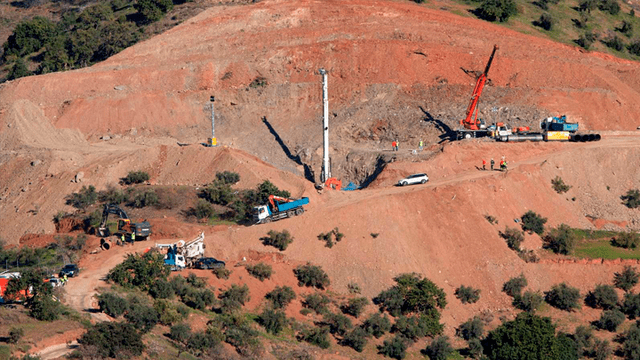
<box><xmin>540</xmin><ymin>115</ymin><xmax>579</xmax><ymax>133</ymax></box>
<box><xmin>254</xmin><ymin>195</ymin><xmax>309</xmax><ymax>224</ymax></box>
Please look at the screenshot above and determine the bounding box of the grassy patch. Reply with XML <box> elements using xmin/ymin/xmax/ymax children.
<box><xmin>575</xmin><ymin>239</ymin><xmax>640</xmax><ymax>259</ymax></box>
<box><xmin>569</xmin><ymin>228</ymin><xmax>619</xmax><ymax>240</ymax></box>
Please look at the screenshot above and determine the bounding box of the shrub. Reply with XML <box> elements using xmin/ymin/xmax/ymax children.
<box><xmin>477</xmin><ymin>0</ymin><xmax>518</xmax><ymax>22</ymax></box>
<box><xmin>377</xmin><ymin>334</ymin><xmax>408</xmax><ymax>360</ymax></box>
<box><xmin>620</xmin><ymin>20</ymin><xmax>633</xmax><ymax>37</ymax></box>
<box><xmin>213</xmin><ymin>267</ymin><xmax>231</xmax><ymax>280</ymax></box>
<box><xmin>574</xmin><ymin>325</ymin><xmax>594</xmax><ymax>356</ymax></box>
<box><xmin>303</xmin><ymin>293</ymin><xmax>331</xmax><ymax>314</ymax></box>
<box><xmin>9</xmin><ymin>327</ymin><xmax>24</xmax><ymax>344</ymax></box>
<box><xmin>615</xmin><ymin>266</ymin><xmax>640</xmax><ymax>291</ymax></box>
<box><xmin>373</xmin><ymin>273</ymin><xmax>447</xmax><ymax>317</ymax></box>
<box><xmin>169</xmin><ymin>323</ymin><xmax>191</xmax><ymax>344</ymax></box>
<box><xmin>249</xmin><ymin>76</ymin><xmax>268</xmax><ymax>88</ymax></box>
<box><xmin>294</xmin><ymin>263</ymin><xmax>330</xmax><ymax>289</ymax></box>
<box><xmin>551</xmin><ymin>176</ymin><xmax>571</xmax><ymax>193</ymax></box>
<box><xmin>595</xmin><ymin>309</ymin><xmax>625</xmax><ymax>332</ymax></box>
<box><xmin>107</xmin><ymin>252</ymin><xmax>170</xmax><ymax>290</ymax></box>
<box><xmin>129</xmin><ymin>189</ymin><xmax>159</xmax><ymax>208</ymax></box>
<box><xmin>543</xmin><ymin>224</ymin><xmax>576</xmax><ymax>255</ymax></box>
<box><xmin>455</xmin><ymin>285</ymin><xmax>481</xmax><ymax>304</ymax></box>
<box><xmin>517</xmin><ymin>249</ymin><xmax>539</xmax><ymax>263</ymax></box>
<box><xmin>599</xmin><ymin>0</ymin><xmax>620</xmax><ymax>14</ymax></box>
<box><xmin>191</xmin><ymin>199</ymin><xmax>215</xmax><ymax>220</ymax></box>
<box><xmin>124</xmin><ymin>303</ymin><xmax>159</xmax><ymax>333</ymax></box>
<box><xmin>123</xmin><ymin>171</ymin><xmax>149</xmax><ymax>185</ymax></box>
<box><xmin>341</xmin><ymin>297</ymin><xmax>369</xmax><ymax>318</ymax></box>
<box><xmin>259</xmin><ymin>308</ymin><xmax>287</xmax><ymax>334</ymax></box>
<box><xmin>500</xmin><ymin>227</ymin><xmax>524</xmax><ymax>251</ymax></box>
<box><xmin>363</xmin><ymin>312</ymin><xmax>392</xmax><ymax>338</ymax></box>
<box><xmin>348</xmin><ymin>282</ymin><xmax>362</xmax><ymax>294</ymax></box>
<box><xmin>612</xmin><ymin>232</ymin><xmax>640</xmax><ymax>249</ymax></box>
<box><xmin>216</xmin><ymin>171</ymin><xmax>240</xmax><ymax>185</ymax></box>
<box><xmin>187</xmin><ymin>331</ymin><xmax>220</xmax><ymax>356</ymax></box>
<box><xmin>148</xmin><ymin>279</ymin><xmax>174</xmax><ymax>299</ymax></box>
<box><xmin>200</xmin><ymin>181</ymin><xmax>236</xmax><ymax>205</ymax></box>
<box><xmin>298</xmin><ymin>326</ymin><xmax>330</xmax><ymax>349</ymax></box>
<box><xmin>392</xmin><ymin>313</ymin><xmax>444</xmax><ymax>341</ymax></box>
<box><xmin>265</xmin><ymin>286</ymin><xmax>296</xmax><ymax>309</ymax></box>
<box><xmin>622</xmin><ymin>189</ymin><xmax>640</xmax><ymax>208</ymax></box>
<box><xmin>503</xmin><ymin>274</ymin><xmax>528</xmax><ymax>297</ymax></box>
<box><xmin>79</xmin><ymin>322</ymin><xmax>145</xmax><ymax>358</ymax></box>
<box><xmin>579</xmin><ymin>0</ymin><xmax>598</xmax><ymax>12</ymax></box>
<box><xmin>181</xmin><ymin>288</ymin><xmax>215</xmax><ymax>311</ymax></box>
<box><xmin>218</xmin><ymin>315</ymin><xmax>263</xmax><ymax>357</ymax></box>
<box><xmin>154</xmin><ymin>299</ymin><xmax>185</xmax><ymax>325</ymax></box>
<box><xmin>537</xmin><ymin>13</ymin><xmax>555</xmax><ymax>31</ymax></box>
<box><xmin>322</xmin><ymin>312</ymin><xmax>353</xmax><ymax>336</ymax></box>
<box><xmin>577</xmin><ymin>31</ymin><xmax>597</xmax><ymax>49</ymax></box>
<box><xmin>218</xmin><ymin>284</ymin><xmax>250</xmax><ymax>313</ymax></box>
<box><xmin>623</xmin><ymin>292</ymin><xmax>640</xmax><ymax>318</ymax></box>
<box><xmin>605</xmin><ymin>35</ymin><xmax>625</xmax><ymax>51</ymax></box>
<box><xmin>98</xmin><ymin>185</ymin><xmax>126</xmax><ymax>204</ymax></box>
<box><xmin>521</xmin><ymin>211</ymin><xmax>547</xmax><ymax>235</ymax></box>
<box><xmin>545</xmin><ymin>283</ymin><xmax>581</xmax><ymax>311</ymax></box>
<box><xmin>7</xmin><ymin>58</ymin><xmax>31</xmax><ymax>80</ymax></box>
<box><xmin>341</xmin><ymin>327</ymin><xmax>369</xmax><ymax>352</ymax></box>
<box><xmin>97</xmin><ymin>292</ymin><xmax>128</xmax><ymax>317</ymax></box>
<box><xmin>246</xmin><ymin>262</ymin><xmax>272</xmax><ymax>281</ymax></box>
<box><xmin>317</xmin><ymin>227</ymin><xmax>345</xmax><ymax>248</ymax></box>
<box><xmin>134</xmin><ymin>0</ymin><xmax>173</xmax><ymax>24</ymax></box>
<box><xmin>591</xmin><ymin>339</ymin><xmax>612</xmax><ymax>360</ymax></box>
<box><xmin>514</xmin><ymin>290</ymin><xmax>544</xmax><ymax>313</ymax></box>
<box><xmin>585</xmin><ymin>284</ymin><xmax>619</xmax><ymax>310</ymax></box>
<box><xmin>623</xmin><ymin>321</ymin><xmax>640</xmax><ymax>359</ymax></box>
<box><xmin>261</xmin><ymin>230</ymin><xmax>294</xmax><ymax>251</ymax></box>
<box><xmin>629</xmin><ymin>40</ymin><xmax>640</xmax><ymax>56</ymax></box>
<box><xmin>457</xmin><ymin>316</ymin><xmax>484</xmax><ymax>340</ymax></box>
<box><xmin>424</xmin><ymin>335</ymin><xmax>454</xmax><ymax>360</ymax></box>
<box><xmin>485</xmin><ymin>214</ymin><xmax>497</xmax><ymax>224</ymax></box>
<box><xmin>66</xmin><ymin>185</ymin><xmax>98</xmax><ymax>210</ymax></box>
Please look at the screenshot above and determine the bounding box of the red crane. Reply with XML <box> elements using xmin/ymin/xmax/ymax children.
<box><xmin>460</xmin><ymin>45</ymin><xmax>499</xmax><ymax>131</ymax></box>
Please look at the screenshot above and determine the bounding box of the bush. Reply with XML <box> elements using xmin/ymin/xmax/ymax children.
<box><xmin>187</xmin><ymin>331</ymin><xmax>220</xmax><ymax>356</ymax></box>
<box><xmin>317</xmin><ymin>227</ymin><xmax>345</xmax><ymax>248</ymax></box>
<box><xmin>261</xmin><ymin>230</ymin><xmax>294</xmax><ymax>251</ymax></box>
<box><xmin>591</xmin><ymin>339</ymin><xmax>612</xmax><ymax>360</ymax></box>
<box><xmin>218</xmin><ymin>284</ymin><xmax>250</xmax><ymax>313</ymax></box>
<box><xmin>595</xmin><ymin>309</ymin><xmax>625</xmax><ymax>332</ymax></box>
<box><xmin>246</xmin><ymin>262</ymin><xmax>272</xmax><ymax>281</ymax></box>
<box><xmin>134</xmin><ymin>0</ymin><xmax>173</xmax><ymax>23</ymax></box>
<box><xmin>348</xmin><ymin>282</ymin><xmax>362</xmax><ymax>294</ymax></box>
<box><xmin>123</xmin><ymin>171</ymin><xmax>149</xmax><ymax>185</ymax></box>
<box><xmin>577</xmin><ymin>31</ymin><xmax>597</xmax><ymax>49</ymax></box>
<box><xmin>79</xmin><ymin>322</ymin><xmax>145</xmax><ymax>358</ymax></box>
<box><xmin>599</xmin><ymin>0</ymin><xmax>620</xmax><ymax>14</ymax></box>
<box><xmin>500</xmin><ymin>227</ymin><xmax>524</xmax><ymax>251</ymax></box>
<box><xmin>537</xmin><ymin>13</ymin><xmax>555</xmax><ymax>31</ymax></box>
<box><xmin>545</xmin><ymin>283</ymin><xmax>581</xmax><ymax>311</ymax></box>
<box><xmin>579</xmin><ymin>0</ymin><xmax>598</xmax><ymax>12</ymax></box>
<box><xmin>3</xmin><ymin>16</ymin><xmax>57</xmax><ymax>58</ymax></box>
<box><xmin>363</xmin><ymin>312</ymin><xmax>392</xmax><ymax>338</ymax></box>
<box><xmin>181</xmin><ymin>288</ymin><xmax>215</xmax><ymax>311</ymax></box>
<box><xmin>477</xmin><ymin>0</ymin><xmax>518</xmax><ymax>22</ymax></box>
<box><xmin>424</xmin><ymin>335</ymin><xmax>454</xmax><ymax>360</ymax></box>
<box><xmin>303</xmin><ymin>293</ymin><xmax>331</xmax><ymax>314</ymax></box>
<box><xmin>455</xmin><ymin>285</ymin><xmax>481</xmax><ymax>304</ymax></box>
<box><xmin>623</xmin><ymin>321</ymin><xmax>640</xmax><ymax>359</ymax></box>
<box><xmin>216</xmin><ymin>171</ymin><xmax>240</xmax><ymax>185</ymax></box>
<box><xmin>149</xmin><ymin>279</ymin><xmax>174</xmax><ymax>299</ymax></box>
<box><xmin>169</xmin><ymin>323</ymin><xmax>191</xmax><ymax>344</ymax></box>
<box><xmin>124</xmin><ymin>303</ymin><xmax>159</xmax><ymax>333</ymax></box>
<box><xmin>9</xmin><ymin>327</ymin><xmax>24</xmax><ymax>344</ymax></box>
<box><xmin>551</xmin><ymin>176</ymin><xmax>571</xmax><ymax>193</ymax></box>
<box><xmin>615</xmin><ymin>266</ymin><xmax>639</xmax><ymax>292</ymax></box>
<box><xmin>378</xmin><ymin>334</ymin><xmax>408</xmax><ymax>360</ymax></box>
<box><xmin>97</xmin><ymin>292</ymin><xmax>128</xmax><ymax>317</ymax></box>
<box><xmin>213</xmin><ymin>267</ymin><xmax>231</xmax><ymax>280</ymax></box>
<box><xmin>574</xmin><ymin>325</ymin><xmax>594</xmax><ymax>356</ymax></box>
<box><xmin>392</xmin><ymin>313</ymin><xmax>444</xmax><ymax>341</ymax></box>
<box><xmin>218</xmin><ymin>315</ymin><xmax>263</xmax><ymax>357</ymax></box>
<box><xmin>503</xmin><ymin>274</ymin><xmax>528</xmax><ymax>297</ymax></box>
<box><xmin>129</xmin><ymin>189</ymin><xmax>159</xmax><ymax>208</ymax></box>
<box><xmin>543</xmin><ymin>224</ymin><xmax>576</xmax><ymax>255</ymax></box>
<box><xmin>107</xmin><ymin>252</ymin><xmax>170</xmax><ymax>290</ymax></box>
<box><xmin>322</xmin><ymin>312</ymin><xmax>353</xmax><ymax>336</ymax></box>
<box><xmin>200</xmin><ymin>181</ymin><xmax>236</xmax><ymax>206</ymax></box>
<box><xmin>66</xmin><ymin>185</ymin><xmax>98</xmax><ymax>210</ymax></box>
<box><xmin>294</xmin><ymin>263</ymin><xmax>330</xmax><ymax>289</ymax></box>
<box><xmin>521</xmin><ymin>211</ymin><xmax>547</xmax><ymax>235</ymax></box>
<box><xmin>154</xmin><ymin>299</ymin><xmax>185</xmax><ymax>325</ymax></box>
<box><xmin>98</xmin><ymin>185</ymin><xmax>126</xmax><ymax>204</ymax></box>
<box><xmin>457</xmin><ymin>316</ymin><xmax>483</xmax><ymax>340</ymax></box>
<box><xmin>341</xmin><ymin>297</ymin><xmax>369</xmax><ymax>318</ymax></box>
<box><xmin>612</xmin><ymin>232</ymin><xmax>640</xmax><ymax>249</ymax></box>
<box><xmin>265</xmin><ymin>286</ymin><xmax>296</xmax><ymax>309</ymax></box>
<box><xmin>605</xmin><ymin>35</ymin><xmax>625</xmax><ymax>51</ymax></box>
<box><xmin>620</xmin><ymin>20</ymin><xmax>633</xmax><ymax>37</ymax></box>
<box><xmin>514</xmin><ymin>290</ymin><xmax>544</xmax><ymax>313</ymax></box>
<box><xmin>622</xmin><ymin>189</ymin><xmax>640</xmax><ymax>208</ymax></box>
<box><xmin>585</xmin><ymin>284</ymin><xmax>618</xmax><ymax>310</ymax></box>
<box><xmin>259</xmin><ymin>308</ymin><xmax>287</xmax><ymax>334</ymax></box>
<box><xmin>341</xmin><ymin>327</ymin><xmax>369</xmax><ymax>352</ymax></box>
<box><xmin>298</xmin><ymin>326</ymin><xmax>330</xmax><ymax>349</ymax></box>
<box><xmin>186</xmin><ymin>272</ymin><xmax>207</xmax><ymax>288</ymax></box>
<box><xmin>623</xmin><ymin>292</ymin><xmax>640</xmax><ymax>318</ymax></box>
<box><xmin>374</xmin><ymin>273</ymin><xmax>447</xmax><ymax>317</ymax></box>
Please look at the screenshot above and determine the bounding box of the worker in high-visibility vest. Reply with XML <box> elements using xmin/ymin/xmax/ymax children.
<box><xmin>131</xmin><ymin>232</ymin><xmax>135</xmax><ymax>242</ymax></box>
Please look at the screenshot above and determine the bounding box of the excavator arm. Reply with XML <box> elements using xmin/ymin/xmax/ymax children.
<box><xmin>460</xmin><ymin>45</ymin><xmax>499</xmax><ymax>131</ymax></box>
<box><xmin>98</xmin><ymin>204</ymin><xmax>131</xmax><ymax>236</ymax></box>
<box><xmin>268</xmin><ymin>195</ymin><xmax>293</xmax><ymax>212</ymax></box>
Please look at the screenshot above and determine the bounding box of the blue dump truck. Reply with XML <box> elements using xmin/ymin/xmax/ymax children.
<box><xmin>540</xmin><ymin>115</ymin><xmax>579</xmax><ymax>133</ymax></box>
<box><xmin>254</xmin><ymin>195</ymin><xmax>309</xmax><ymax>224</ymax></box>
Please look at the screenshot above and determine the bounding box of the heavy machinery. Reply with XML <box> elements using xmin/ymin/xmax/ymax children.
<box><xmin>97</xmin><ymin>204</ymin><xmax>152</xmax><ymax>240</ymax></box>
<box><xmin>156</xmin><ymin>232</ymin><xmax>206</xmax><ymax>271</ymax></box>
<box><xmin>495</xmin><ymin>115</ymin><xmax>601</xmax><ymax>142</ymax></box>
<box><xmin>456</xmin><ymin>45</ymin><xmax>499</xmax><ymax>140</ymax></box>
<box><xmin>254</xmin><ymin>195</ymin><xmax>309</xmax><ymax>224</ymax></box>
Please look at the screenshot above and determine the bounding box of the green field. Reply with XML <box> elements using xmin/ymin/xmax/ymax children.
<box><xmin>571</xmin><ymin>227</ymin><xmax>640</xmax><ymax>259</ymax></box>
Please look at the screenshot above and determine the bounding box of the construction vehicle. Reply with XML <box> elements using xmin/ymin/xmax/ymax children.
<box><xmin>325</xmin><ymin>177</ymin><xmax>342</xmax><ymax>190</ymax></box>
<box><xmin>156</xmin><ymin>232</ymin><xmax>206</xmax><ymax>271</ymax></box>
<box><xmin>97</xmin><ymin>204</ymin><xmax>151</xmax><ymax>240</ymax></box>
<box><xmin>456</xmin><ymin>45</ymin><xmax>499</xmax><ymax>140</ymax></box>
<box><xmin>541</xmin><ymin>115</ymin><xmax>579</xmax><ymax>132</ymax></box>
<box><xmin>254</xmin><ymin>195</ymin><xmax>309</xmax><ymax>224</ymax></box>
<box><xmin>496</xmin><ymin>116</ymin><xmax>601</xmax><ymax>142</ymax></box>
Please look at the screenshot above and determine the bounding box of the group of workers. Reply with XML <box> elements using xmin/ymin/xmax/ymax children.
<box><xmin>482</xmin><ymin>156</ymin><xmax>508</xmax><ymax>171</ymax></box>
<box><xmin>119</xmin><ymin>232</ymin><xmax>135</xmax><ymax>245</ymax></box>
<box><xmin>391</xmin><ymin>139</ymin><xmax>425</xmax><ymax>152</ymax></box>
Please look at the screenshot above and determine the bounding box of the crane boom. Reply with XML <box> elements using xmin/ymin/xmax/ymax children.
<box><xmin>460</xmin><ymin>45</ymin><xmax>499</xmax><ymax>131</ymax></box>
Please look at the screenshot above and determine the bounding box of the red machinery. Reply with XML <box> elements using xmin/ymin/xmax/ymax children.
<box><xmin>268</xmin><ymin>195</ymin><xmax>293</xmax><ymax>212</ymax></box>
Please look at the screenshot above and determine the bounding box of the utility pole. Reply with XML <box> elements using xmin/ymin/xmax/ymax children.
<box><xmin>319</xmin><ymin>68</ymin><xmax>331</xmax><ymax>183</ymax></box>
<box><xmin>207</xmin><ymin>96</ymin><xmax>217</xmax><ymax>147</ymax></box>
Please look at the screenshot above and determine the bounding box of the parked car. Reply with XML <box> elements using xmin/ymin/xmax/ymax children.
<box><xmin>398</xmin><ymin>173</ymin><xmax>429</xmax><ymax>186</ymax></box>
<box><xmin>194</xmin><ymin>257</ymin><xmax>226</xmax><ymax>270</ymax></box>
<box><xmin>47</xmin><ymin>277</ymin><xmax>63</xmax><ymax>288</ymax></box>
<box><xmin>59</xmin><ymin>264</ymin><xmax>79</xmax><ymax>278</ymax></box>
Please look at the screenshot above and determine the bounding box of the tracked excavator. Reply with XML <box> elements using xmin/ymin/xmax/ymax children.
<box><xmin>97</xmin><ymin>204</ymin><xmax>152</xmax><ymax>240</ymax></box>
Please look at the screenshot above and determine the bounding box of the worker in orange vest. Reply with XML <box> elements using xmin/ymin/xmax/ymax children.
<box><xmin>482</xmin><ymin>159</ymin><xmax>487</xmax><ymax>170</ymax></box>
<box><xmin>392</xmin><ymin>140</ymin><xmax>397</xmax><ymax>151</ymax></box>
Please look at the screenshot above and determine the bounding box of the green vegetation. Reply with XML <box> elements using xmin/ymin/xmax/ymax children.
<box><xmin>322</xmin><ymin>312</ymin><xmax>353</xmax><ymax>336</ymax></box>
<box><xmin>612</xmin><ymin>232</ymin><xmax>640</xmax><ymax>249</ymax></box>
<box><xmin>362</xmin><ymin>312</ymin><xmax>392</xmax><ymax>338</ymax></box>
<box><xmin>424</xmin><ymin>335</ymin><xmax>454</xmax><ymax>360</ymax></box>
<box><xmin>455</xmin><ymin>285</ymin><xmax>481</xmax><ymax>304</ymax></box>
<box><xmin>123</xmin><ymin>171</ymin><xmax>150</xmax><ymax>185</ymax></box>
<box><xmin>341</xmin><ymin>327</ymin><xmax>369</xmax><ymax>352</ymax></box>
<box><xmin>594</xmin><ymin>309</ymin><xmax>625</xmax><ymax>332</ymax></box>
<box><xmin>5</xmin><ymin>268</ymin><xmax>62</xmax><ymax>321</ymax></box>
<box><xmin>477</xmin><ymin>0</ymin><xmax>518</xmax><ymax>22</ymax></box>
<box><xmin>246</xmin><ymin>262</ymin><xmax>273</xmax><ymax>281</ymax></box>
<box><xmin>258</xmin><ymin>308</ymin><xmax>287</xmax><ymax>335</ymax></box>
<box><xmin>615</xmin><ymin>265</ymin><xmax>639</xmax><ymax>291</ymax></box>
<box><xmin>545</xmin><ymin>283</ymin><xmax>581</xmax><ymax>311</ymax></box>
<box><xmin>107</xmin><ymin>251</ymin><xmax>170</xmax><ymax>290</ymax></box>
<box><xmin>551</xmin><ymin>176</ymin><xmax>572</xmax><ymax>194</ymax></box>
<box><xmin>514</xmin><ymin>290</ymin><xmax>544</xmax><ymax>313</ymax></box>
<box><xmin>97</xmin><ymin>292</ymin><xmax>128</xmax><ymax>317</ymax></box>
<box><xmin>261</xmin><ymin>229</ymin><xmax>294</xmax><ymax>251</ymax></box>
<box><xmin>378</xmin><ymin>334</ymin><xmax>408</xmax><ymax>360</ymax></box>
<box><xmin>65</xmin><ymin>185</ymin><xmax>97</xmax><ymax>210</ymax></box>
<box><xmin>217</xmin><ymin>284</ymin><xmax>250</xmax><ymax>313</ymax></box>
<box><xmin>294</xmin><ymin>263</ymin><xmax>330</xmax><ymax>289</ymax></box>
<box><xmin>622</xmin><ymin>189</ymin><xmax>640</xmax><ymax>208</ymax></box>
<box><xmin>317</xmin><ymin>227</ymin><xmax>345</xmax><ymax>248</ymax></box>
<box><xmin>216</xmin><ymin>171</ymin><xmax>240</xmax><ymax>185</ymax></box>
<box><xmin>128</xmin><ymin>189</ymin><xmax>159</xmax><ymax>208</ymax></box>
<box><xmin>456</xmin><ymin>316</ymin><xmax>484</xmax><ymax>340</ymax></box>
<box><xmin>544</xmin><ymin>224</ymin><xmax>577</xmax><ymax>255</ymax></box>
<box><xmin>500</xmin><ymin>226</ymin><xmax>524</xmax><ymax>251</ymax></box>
<box><xmin>302</xmin><ymin>293</ymin><xmax>331</xmax><ymax>314</ymax></box>
<box><xmin>341</xmin><ymin>297</ymin><xmax>369</xmax><ymax>318</ymax></box>
<box><xmin>392</xmin><ymin>314</ymin><xmax>443</xmax><ymax>341</ymax></box>
<box><xmin>213</xmin><ymin>267</ymin><xmax>231</xmax><ymax>280</ymax></box>
<box><xmin>521</xmin><ymin>211</ymin><xmax>547</xmax><ymax>235</ymax></box>
<box><xmin>503</xmin><ymin>273</ymin><xmax>528</xmax><ymax>297</ymax></box>
<box><xmin>623</xmin><ymin>292</ymin><xmax>640</xmax><ymax>318</ymax></box>
<box><xmin>374</xmin><ymin>273</ymin><xmax>447</xmax><ymax>318</ymax></box>
<box><xmin>265</xmin><ymin>286</ymin><xmax>296</xmax><ymax>309</ymax></box>
<box><xmin>9</xmin><ymin>327</ymin><xmax>24</xmax><ymax>344</ymax></box>
<box><xmin>585</xmin><ymin>284</ymin><xmax>618</xmax><ymax>310</ymax></box>
<box><xmin>298</xmin><ymin>326</ymin><xmax>331</xmax><ymax>349</ymax></box>
<box><xmin>78</xmin><ymin>322</ymin><xmax>145</xmax><ymax>358</ymax></box>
